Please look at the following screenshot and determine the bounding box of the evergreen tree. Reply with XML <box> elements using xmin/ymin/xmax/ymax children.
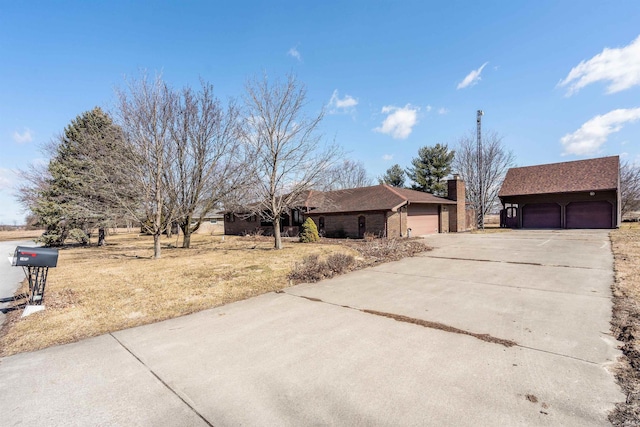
<box><xmin>378</xmin><ymin>164</ymin><xmax>406</xmax><ymax>187</ymax></box>
<box><xmin>406</xmin><ymin>144</ymin><xmax>455</xmax><ymax>196</ymax></box>
<box><xmin>299</xmin><ymin>217</ymin><xmax>320</xmax><ymax>243</ymax></box>
<box><xmin>31</xmin><ymin>107</ymin><xmax>128</xmax><ymax>246</ymax></box>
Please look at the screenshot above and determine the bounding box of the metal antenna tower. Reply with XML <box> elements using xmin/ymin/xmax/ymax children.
<box><xmin>477</xmin><ymin>110</ymin><xmax>484</xmax><ymax>230</ymax></box>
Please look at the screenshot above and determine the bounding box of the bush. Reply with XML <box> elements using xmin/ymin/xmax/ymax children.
<box><xmin>352</xmin><ymin>238</ymin><xmax>428</xmax><ymax>262</ymax></box>
<box><xmin>289</xmin><ymin>254</ymin><xmax>326</xmax><ymax>283</ymax></box>
<box><xmin>326</xmin><ymin>252</ymin><xmax>355</xmax><ymax>274</ymax></box>
<box><xmin>37</xmin><ymin>231</ymin><xmax>65</xmax><ymax>247</ymax></box>
<box><xmin>299</xmin><ymin>218</ymin><xmax>320</xmax><ymax>243</ymax></box>
<box><xmin>288</xmin><ymin>252</ymin><xmax>355</xmax><ymax>284</ymax></box>
<box><xmin>67</xmin><ymin>228</ymin><xmax>89</xmax><ymax>245</ymax></box>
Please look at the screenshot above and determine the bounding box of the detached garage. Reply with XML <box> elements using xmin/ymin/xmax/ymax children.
<box><xmin>499</xmin><ymin>156</ymin><xmax>620</xmax><ymax>229</ymax></box>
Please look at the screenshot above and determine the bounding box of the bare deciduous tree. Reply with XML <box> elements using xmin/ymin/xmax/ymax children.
<box><xmin>116</xmin><ymin>74</ymin><xmax>176</xmax><ymax>259</ymax></box>
<box><xmin>244</xmin><ymin>74</ymin><xmax>339</xmax><ymax>249</ymax></box>
<box><xmin>621</xmin><ymin>160</ymin><xmax>640</xmax><ymax>218</ymax></box>
<box><xmin>452</xmin><ymin>130</ymin><xmax>516</xmax><ymax>223</ymax></box>
<box><xmin>319</xmin><ymin>159</ymin><xmax>372</xmax><ymax>190</ymax></box>
<box><xmin>166</xmin><ymin>82</ymin><xmax>248</xmax><ymax>248</ymax></box>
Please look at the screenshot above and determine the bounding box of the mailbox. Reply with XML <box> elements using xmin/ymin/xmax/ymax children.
<box><xmin>13</xmin><ymin>246</ymin><xmax>59</xmax><ymax>268</ymax></box>
<box><xmin>10</xmin><ymin>246</ymin><xmax>59</xmax><ymax>313</ymax></box>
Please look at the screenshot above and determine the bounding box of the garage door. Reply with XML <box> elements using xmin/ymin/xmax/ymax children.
<box><xmin>407</xmin><ymin>204</ymin><xmax>439</xmax><ymax>235</ymax></box>
<box><xmin>522</xmin><ymin>203</ymin><xmax>561</xmax><ymax>228</ymax></box>
<box><xmin>566</xmin><ymin>201</ymin><xmax>612</xmax><ymax>229</ymax></box>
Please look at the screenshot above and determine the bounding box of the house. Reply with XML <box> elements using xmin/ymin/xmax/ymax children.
<box><xmin>194</xmin><ymin>212</ymin><xmax>225</xmax><ymax>235</ymax></box>
<box><xmin>498</xmin><ymin>156</ymin><xmax>620</xmax><ymax>229</ymax></box>
<box><xmin>224</xmin><ymin>176</ymin><xmax>475</xmax><ymax>238</ymax></box>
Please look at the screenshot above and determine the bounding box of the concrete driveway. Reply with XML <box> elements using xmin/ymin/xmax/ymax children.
<box><xmin>0</xmin><ymin>230</ymin><xmax>623</xmax><ymax>426</ymax></box>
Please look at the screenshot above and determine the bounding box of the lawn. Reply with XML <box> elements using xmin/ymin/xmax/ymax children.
<box><xmin>0</xmin><ymin>229</ymin><xmax>43</xmax><ymax>242</ymax></box>
<box><xmin>0</xmin><ymin>232</ymin><xmax>360</xmax><ymax>356</ymax></box>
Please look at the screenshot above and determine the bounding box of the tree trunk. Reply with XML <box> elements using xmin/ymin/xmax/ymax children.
<box><xmin>183</xmin><ymin>231</ymin><xmax>191</xmax><ymax>249</ymax></box>
<box><xmin>98</xmin><ymin>228</ymin><xmax>106</xmax><ymax>246</ymax></box>
<box><xmin>180</xmin><ymin>222</ymin><xmax>191</xmax><ymax>249</ymax></box>
<box><xmin>166</xmin><ymin>223</ymin><xmax>173</xmax><ymax>239</ymax></box>
<box><xmin>153</xmin><ymin>232</ymin><xmax>161</xmax><ymax>259</ymax></box>
<box><xmin>273</xmin><ymin>216</ymin><xmax>282</xmax><ymax>249</ymax></box>
<box><xmin>179</xmin><ymin>217</ymin><xmax>193</xmax><ymax>249</ymax></box>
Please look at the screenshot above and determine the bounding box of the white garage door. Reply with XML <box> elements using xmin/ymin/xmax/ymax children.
<box><xmin>407</xmin><ymin>204</ymin><xmax>439</xmax><ymax>235</ymax></box>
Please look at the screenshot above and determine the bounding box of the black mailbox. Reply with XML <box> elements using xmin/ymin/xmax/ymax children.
<box><xmin>13</xmin><ymin>246</ymin><xmax>59</xmax><ymax>268</ymax></box>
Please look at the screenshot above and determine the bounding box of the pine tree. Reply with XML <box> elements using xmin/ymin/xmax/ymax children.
<box><xmin>406</xmin><ymin>144</ymin><xmax>455</xmax><ymax>196</ymax></box>
<box><xmin>378</xmin><ymin>164</ymin><xmax>406</xmax><ymax>187</ymax></box>
<box><xmin>31</xmin><ymin>107</ymin><xmax>127</xmax><ymax>246</ymax></box>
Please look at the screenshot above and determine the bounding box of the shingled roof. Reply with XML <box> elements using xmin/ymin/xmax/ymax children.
<box><xmin>498</xmin><ymin>156</ymin><xmax>619</xmax><ymax>197</ymax></box>
<box><xmin>308</xmin><ymin>184</ymin><xmax>455</xmax><ymax>214</ymax></box>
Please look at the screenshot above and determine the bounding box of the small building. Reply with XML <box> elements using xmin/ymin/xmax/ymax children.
<box><xmin>194</xmin><ymin>212</ymin><xmax>225</xmax><ymax>235</ymax></box>
<box><xmin>498</xmin><ymin>156</ymin><xmax>620</xmax><ymax>229</ymax></box>
<box><xmin>224</xmin><ymin>176</ymin><xmax>475</xmax><ymax>238</ymax></box>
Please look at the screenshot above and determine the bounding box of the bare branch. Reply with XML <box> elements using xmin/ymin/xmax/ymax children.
<box><xmin>243</xmin><ymin>73</ymin><xmax>340</xmax><ymax>249</ymax></box>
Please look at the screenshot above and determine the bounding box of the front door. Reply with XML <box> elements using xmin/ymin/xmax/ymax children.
<box><xmin>358</xmin><ymin>215</ymin><xmax>366</xmax><ymax>238</ymax></box>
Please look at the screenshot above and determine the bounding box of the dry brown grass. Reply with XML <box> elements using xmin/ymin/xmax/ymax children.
<box><xmin>609</xmin><ymin>222</ymin><xmax>640</xmax><ymax>424</ymax></box>
<box><xmin>471</xmin><ymin>226</ymin><xmax>512</xmax><ymax>234</ymax></box>
<box><xmin>0</xmin><ymin>233</ymin><xmax>357</xmax><ymax>356</ymax></box>
<box><xmin>0</xmin><ymin>229</ymin><xmax>43</xmax><ymax>242</ymax></box>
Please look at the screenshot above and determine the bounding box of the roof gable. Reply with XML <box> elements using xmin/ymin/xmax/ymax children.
<box><xmin>499</xmin><ymin>156</ymin><xmax>619</xmax><ymax>197</ymax></box>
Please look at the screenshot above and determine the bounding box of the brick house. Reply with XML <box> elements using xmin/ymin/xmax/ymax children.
<box><xmin>498</xmin><ymin>156</ymin><xmax>620</xmax><ymax>229</ymax></box>
<box><xmin>224</xmin><ymin>176</ymin><xmax>474</xmax><ymax>238</ymax></box>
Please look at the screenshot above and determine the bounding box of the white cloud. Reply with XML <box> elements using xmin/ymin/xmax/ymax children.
<box><xmin>328</xmin><ymin>90</ymin><xmax>358</xmax><ymax>113</ymax></box>
<box><xmin>382</xmin><ymin>154</ymin><xmax>393</xmax><ymax>161</ymax></box>
<box><xmin>560</xmin><ymin>108</ymin><xmax>640</xmax><ymax>156</ymax></box>
<box><xmin>12</xmin><ymin>128</ymin><xmax>33</xmax><ymax>143</ymax></box>
<box><xmin>457</xmin><ymin>62</ymin><xmax>488</xmax><ymax>89</ymax></box>
<box><xmin>438</xmin><ymin>107</ymin><xmax>449</xmax><ymax>115</ymax></box>
<box><xmin>287</xmin><ymin>46</ymin><xmax>301</xmax><ymax>61</ymax></box>
<box><xmin>559</xmin><ymin>35</ymin><xmax>640</xmax><ymax>95</ymax></box>
<box><xmin>425</xmin><ymin>105</ymin><xmax>432</xmax><ymax>113</ymax></box>
<box><xmin>374</xmin><ymin>104</ymin><xmax>419</xmax><ymax>139</ymax></box>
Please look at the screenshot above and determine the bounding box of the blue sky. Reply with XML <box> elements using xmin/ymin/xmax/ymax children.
<box><xmin>1</xmin><ymin>1</ymin><xmax>640</xmax><ymax>224</ymax></box>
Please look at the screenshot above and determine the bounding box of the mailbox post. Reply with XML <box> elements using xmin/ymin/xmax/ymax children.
<box><xmin>10</xmin><ymin>246</ymin><xmax>59</xmax><ymax>316</ymax></box>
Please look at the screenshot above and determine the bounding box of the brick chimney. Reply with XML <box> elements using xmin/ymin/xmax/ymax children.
<box><xmin>447</xmin><ymin>174</ymin><xmax>466</xmax><ymax>232</ymax></box>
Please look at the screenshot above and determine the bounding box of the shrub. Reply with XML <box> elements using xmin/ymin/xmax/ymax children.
<box><xmin>353</xmin><ymin>238</ymin><xmax>428</xmax><ymax>262</ymax></box>
<box><xmin>325</xmin><ymin>252</ymin><xmax>355</xmax><ymax>274</ymax></box>
<box><xmin>299</xmin><ymin>218</ymin><xmax>320</xmax><ymax>243</ymax></box>
<box><xmin>289</xmin><ymin>254</ymin><xmax>326</xmax><ymax>283</ymax></box>
<box><xmin>67</xmin><ymin>228</ymin><xmax>89</xmax><ymax>245</ymax></box>
<box><xmin>37</xmin><ymin>231</ymin><xmax>65</xmax><ymax>247</ymax></box>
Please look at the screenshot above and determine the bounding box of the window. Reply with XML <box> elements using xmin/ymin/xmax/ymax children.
<box><xmin>292</xmin><ymin>209</ymin><xmax>304</xmax><ymax>226</ymax></box>
<box><xmin>319</xmin><ymin>217</ymin><xmax>325</xmax><ymax>229</ymax></box>
<box><xmin>209</xmin><ymin>219</ymin><xmax>217</xmax><ymax>224</ymax></box>
<box><xmin>281</xmin><ymin>212</ymin><xmax>290</xmax><ymax>227</ymax></box>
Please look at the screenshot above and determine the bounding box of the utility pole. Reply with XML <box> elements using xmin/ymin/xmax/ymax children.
<box><xmin>477</xmin><ymin>110</ymin><xmax>484</xmax><ymax>230</ymax></box>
